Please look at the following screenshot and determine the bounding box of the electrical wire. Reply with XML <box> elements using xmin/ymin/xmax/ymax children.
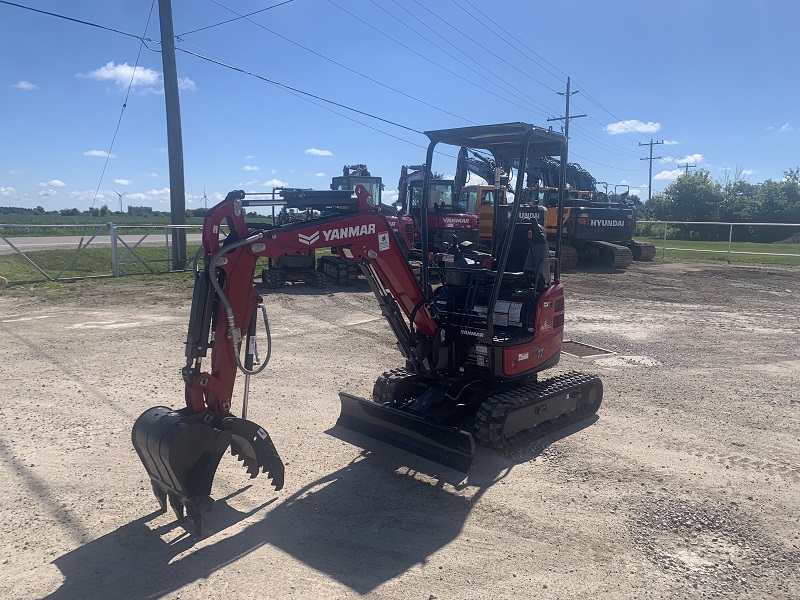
<box><xmin>90</xmin><ymin>0</ymin><xmax>157</xmax><ymax>208</ymax></box>
<box><xmin>177</xmin><ymin>0</ymin><xmax>295</xmax><ymax>36</ymax></box>
<box><xmin>189</xmin><ymin>0</ymin><xmax>478</xmax><ymax>124</ymax></box>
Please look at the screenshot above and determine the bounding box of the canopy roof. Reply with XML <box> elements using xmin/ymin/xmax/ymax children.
<box><xmin>424</xmin><ymin>122</ymin><xmax>566</xmax><ymax>160</ymax></box>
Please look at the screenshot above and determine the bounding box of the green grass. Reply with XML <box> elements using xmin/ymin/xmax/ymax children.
<box><xmin>0</xmin><ymin>245</ymin><xmax>203</xmax><ymax>283</ymax></box>
<box><xmin>0</xmin><ymin>215</ymin><xmax>204</xmax><ymax>237</ymax></box>
<box><xmin>636</xmin><ymin>237</ymin><xmax>800</xmax><ymax>266</ymax></box>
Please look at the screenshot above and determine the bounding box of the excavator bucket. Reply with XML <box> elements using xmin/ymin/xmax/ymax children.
<box><xmin>337</xmin><ymin>393</ymin><xmax>475</xmax><ymax>473</ymax></box>
<box><xmin>132</xmin><ymin>406</ymin><xmax>284</xmax><ymax>535</ymax></box>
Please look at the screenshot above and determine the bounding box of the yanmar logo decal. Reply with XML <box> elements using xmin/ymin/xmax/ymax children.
<box><xmin>298</xmin><ymin>224</ymin><xmax>376</xmax><ymax>245</ymax></box>
<box><xmin>442</xmin><ymin>218</ymin><xmax>471</xmax><ymax>225</ymax></box>
<box><xmin>298</xmin><ymin>231</ymin><xmax>320</xmax><ymax>245</ymax></box>
<box><xmin>591</xmin><ymin>219</ymin><xmax>626</xmax><ymax>227</ymax></box>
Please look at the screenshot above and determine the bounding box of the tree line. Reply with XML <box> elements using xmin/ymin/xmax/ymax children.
<box><xmin>637</xmin><ymin>168</ymin><xmax>800</xmax><ymax>242</ymax></box>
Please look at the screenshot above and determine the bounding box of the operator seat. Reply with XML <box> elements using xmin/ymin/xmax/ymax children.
<box><xmin>495</xmin><ymin>222</ymin><xmax>552</xmax><ymax>291</ymax></box>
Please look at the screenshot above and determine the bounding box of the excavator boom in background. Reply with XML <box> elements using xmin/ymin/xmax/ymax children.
<box><xmin>454</xmin><ymin>150</ymin><xmax>656</xmax><ymax>268</ymax></box>
<box><xmin>131</xmin><ymin>123</ymin><xmax>603</xmax><ymax>535</ymax></box>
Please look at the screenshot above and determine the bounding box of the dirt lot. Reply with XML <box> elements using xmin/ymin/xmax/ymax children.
<box><xmin>0</xmin><ymin>261</ymin><xmax>798</xmax><ymax>599</ymax></box>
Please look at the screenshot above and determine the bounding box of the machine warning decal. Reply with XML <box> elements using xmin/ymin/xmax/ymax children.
<box><xmin>257</xmin><ymin>427</ymin><xmax>268</xmax><ymax>440</ymax></box>
<box><xmin>378</xmin><ymin>231</ymin><xmax>390</xmax><ymax>251</ymax></box>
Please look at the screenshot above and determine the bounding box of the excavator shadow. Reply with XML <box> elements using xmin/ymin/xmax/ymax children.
<box><xmin>46</xmin><ymin>417</ymin><xmax>599</xmax><ymax>599</ymax></box>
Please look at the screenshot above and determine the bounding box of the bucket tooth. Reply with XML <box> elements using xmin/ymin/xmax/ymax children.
<box><xmin>151</xmin><ymin>481</ymin><xmax>168</xmax><ymax>513</ymax></box>
<box><xmin>223</xmin><ymin>417</ymin><xmax>285</xmax><ymax>491</ymax></box>
<box><xmin>169</xmin><ymin>493</ymin><xmax>185</xmax><ymax>522</ymax></box>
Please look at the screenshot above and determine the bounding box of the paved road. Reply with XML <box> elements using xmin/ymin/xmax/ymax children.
<box><xmin>0</xmin><ymin>234</ymin><xmax>203</xmax><ymax>255</ymax></box>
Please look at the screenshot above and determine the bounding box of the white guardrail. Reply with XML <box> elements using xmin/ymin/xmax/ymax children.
<box><xmin>0</xmin><ymin>222</ymin><xmax>203</xmax><ymax>285</ymax></box>
<box><xmin>637</xmin><ymin>220</ymin><xmax>800</xmax><ymax>260</ymax></box>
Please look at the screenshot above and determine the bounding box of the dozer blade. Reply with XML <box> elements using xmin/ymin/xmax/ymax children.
<box><xmin>222</xmin><ymin>416</ymin><xmax>285</xmax><ymax>490</ymax></box>
<box><xmin>337</xmin><ymin>392</ymin><xmax>475</xmax><ymax>473</ymax></box>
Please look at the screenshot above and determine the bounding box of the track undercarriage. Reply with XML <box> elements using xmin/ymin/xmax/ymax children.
<box><xmin>337</xmin><ymin>366</ymin><xmax>602</xmax><ymax>471</ymax></box>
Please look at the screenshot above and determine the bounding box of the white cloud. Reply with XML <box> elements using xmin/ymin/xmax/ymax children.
<box><xmin>84</xmin><ymin>150</ymin><xmax>115</xmax><ymax>158</ymax></box>
<box><xmin>127</xmin><ymin>188</ymin><xmax>171</xmax><ymax>202</ymax></box>
<box><xmin>244</xmin><ymin>155</ymin><xmax>255</xmax><ymax>160</ymax></box>
<box><xmin>243</xmin><ymin>165</ymin><xmax>261</xmax><ymax>171</ymax></box>
<box><xmin>1</xmin><ymin>186</ymin><xmax>17</xmax><ymax>197</ymax></box>
<box><xmin>271</xmin><ymin>168</ymin><xmax>279</xmax><ymax>175</ymax></box>
<box><xmin>315</xmin><ymin>172</ymin><xmax>326</xmax><ymax>177</ymax></box>
<box><xmin>38</xmin><ymin>179</ymin><xmax>66</xmax><ymax>187</ymax></box>
<box><xmin>263</xmin><ymin>178</ymin><xmax>288</xmax><ymax>187</ymax></box>
<box><xmin>7</xmin><ymin>170</ymin><xmax>23</xmax><ymax>176</ymax></box>
<box><xmin>143</xmin><ymin>172</ymin><xmax>158</xmax><ymax>178</ymax></box>
<box><xmin>654</xmin><ymin>169</ymin><xmax>683</xmax><ymax>181</ymax></box>
<box><xmin>778</xmin><ymin>122</ymin><xmax>794</xmax><ymax>133</ymax></box>
<box><xmin>765</xmin><ymin>126</ymin><xmax>775</xmax><ymax>131</ymax></box>
<box><xmin>741</xmin><ymin>169</ymin><xmax>754</xmax><ymax>176</ymax></box>
<box><xmin>663</xmin><ymin>153</ymin><xmax>704</xmax><ymax>164</ymax></box>
<box><xmin>114</xmin><ymin>178</ymin><xmax>133</xmax><ymax>186</ymax></box>
<box><xmin>604</xmin><ymin>120</ymin><xmax>661</xmax><ymax>135</ymax></box>
<box><xmin>38</xmin><ymin>189</ymin><xmax>58</xmax><ymax>198</ymax></box>
<box><xmin>79</xmin><ymin>62</ymin><xmax>160</xmax><ymax>87</ymax></box>
<box><xmin>663</xmin><ymin>140</ymin><xmax>680</xmax><ymax>146</ymax></box>
<box><xmin>383</xmin><ymin>189</ymin><xmax>399</xmax><ymax>204</ymax></box>
<box><xmin>13</xmin><ymin>80</ymin><xmax>37</xmax><ymax>91</ymax></box>
<box><xmin>305</xmin><ymin>148</ymin><xmax>333</xmax><ymax>156</ymax></box>
<box><xmin>78</xmin><ymin>62</ymin><xmax>195</xmax><ymax>93</ymax></box>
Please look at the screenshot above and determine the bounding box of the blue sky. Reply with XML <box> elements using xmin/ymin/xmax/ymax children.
<box><xmin>1</xmin><ymin>0</ymin><xmax>798</xmax><ymax>211</ymax></box>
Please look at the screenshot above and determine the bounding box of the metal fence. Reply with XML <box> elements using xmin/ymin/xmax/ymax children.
<box><xmin>0</xmin><ymin>222</ymin><xmax>203</xmax><ymax>286</ymax></box>
<box><xmin>637</xmin><ymin>220</ymin><xmax>800</xmax><ymax>261</ymax></box>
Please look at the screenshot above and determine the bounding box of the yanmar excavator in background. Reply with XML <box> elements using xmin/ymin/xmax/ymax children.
<box><xmin>321</xmin><ymin>164</ymin><xmax>415</xmax><ymax>285</ymax></box>
<box><xmin>131</xmin><ymin>123</ymin><xmax>603</xmax><ymax>535</ymax></box>
<box><xmin>397</xmin><ymin>164</ymin><xmax>481</xmax><ymax>252</ymax></box>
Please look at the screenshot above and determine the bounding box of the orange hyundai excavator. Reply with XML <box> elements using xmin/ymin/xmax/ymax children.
<box><xmin>131</xmin><ymin>123</ymin><xmax>603</xmax><ymax>534</ymax></box>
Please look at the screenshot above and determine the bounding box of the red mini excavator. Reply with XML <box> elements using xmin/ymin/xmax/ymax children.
<box><xmin>132</xmin><ymin>123</ymin><xmax>603</xmax><ymax>534</ymax></box>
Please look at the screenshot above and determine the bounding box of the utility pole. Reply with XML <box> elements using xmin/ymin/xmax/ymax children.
<box><xmin>678</xmin><ymin>163</ymin><xmax>696</xmax><ymax>175</ymax></box>
<box><xmin>158</xmin><ymin>0</ymin><xmax>186</xmax><ymax>270</ymax></box>
<box><xmin>639</xmin><ymin>139</ymin><xmax>664</xmax><ymax>202</ymax></box>
<box><xmin>547</xmin><ymin>77</ymin><xmax>585</xmax><ymax>268</ymax></box>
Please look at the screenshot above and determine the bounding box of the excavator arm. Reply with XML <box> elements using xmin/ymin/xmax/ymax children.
<box><xmin>133</xmin><ymin>186</ymin><xmax>440</xmax><ymax>533</ymax></box>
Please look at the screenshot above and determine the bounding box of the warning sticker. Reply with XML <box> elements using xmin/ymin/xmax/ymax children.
<box><xmin>378</xmin><ymin>231</ymin><xmax>390</xmax><ymax>251</ymax></box>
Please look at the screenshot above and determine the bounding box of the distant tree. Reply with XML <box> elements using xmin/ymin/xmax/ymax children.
<box><xmin>33</xmin><ymin>205</ymin><xmax>45</xmax><ymax>216</ymax></box>
<box><xmin>127</xmin><ymin>205</ymin><xmax>154</xmax><ymax>217</ymax></box>
<box><xmin>59</xmin><ymin>208</ymin><xmax>80</xmax><ymax>216</ymax></box>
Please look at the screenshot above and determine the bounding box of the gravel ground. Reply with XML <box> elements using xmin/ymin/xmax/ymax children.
<box><xmin>0</xmin><ymin>261</ymin><xmax>798</xmax><ymax>599</ymax></box>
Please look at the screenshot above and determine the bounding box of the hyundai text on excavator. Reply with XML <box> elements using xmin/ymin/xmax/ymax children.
<box><xmin>131</xmin><ymin>122</ymin><xmax>603</xmax><ymax>534</ymax></box>
<box><xmin>454</xmin><ymin>149</ymin><xmax>656</xmax><ymax>269</ymax></box>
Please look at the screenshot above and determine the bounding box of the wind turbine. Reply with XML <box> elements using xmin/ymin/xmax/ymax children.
<box><xmin>202</xmin><ymin>187</ymin><xmax>209</xmax><ymax>210</ymax></box>
<box><xmin>114</xmin><ymin>190</ymin><xmax>128</xmax><ymax>213</ymax></box>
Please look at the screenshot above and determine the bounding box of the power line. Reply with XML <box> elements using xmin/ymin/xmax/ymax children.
<box><xmin>90</xmin><ymin>0</ymin><xmax>157</xmax><ymax>208</ymax></box>
<box><xmin>177</xmin><ymin>0</ymin><xmax>295</xmax><ymax>36</ymax></box>
<box><xmin>0</xmin><ymin>0</ymin><xmax>156</xmax><ymax>42</ymax></box>
<box><xmin>188</xmin><ymin>0</ymin><xmax>478</xmax><ymax>124</ymax></box>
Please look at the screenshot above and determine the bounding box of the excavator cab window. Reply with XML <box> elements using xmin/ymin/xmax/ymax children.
<box><xmin>410</xmin><ymin>180</ymin><xmax>456</xmax><ymax>213</ymax></box>
<box><xmin>332</xmin><ymin>176</ymin><xmax>382</xmax><ymax>204</ymax></box>
<box><xmin>460</xmin><ymin>188</ymin><xmax>478</xmax><ymax>212</ymax></box>
<box><xmin>480</xmin><ymin>189</ymin><xmax>495</xmax><ymax>207</ymax></box>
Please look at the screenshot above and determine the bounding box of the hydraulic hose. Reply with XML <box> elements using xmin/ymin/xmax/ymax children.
<box><xmin>207</xmin><ymin>231</ymin><xmax>273</xmax><ymax>376</ymax></box>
